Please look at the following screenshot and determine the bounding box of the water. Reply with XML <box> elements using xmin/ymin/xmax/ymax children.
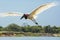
<box><xmin>0</xmin><ymin>37</ymin><xmax>60</xmax><ymax>40</ymax></box>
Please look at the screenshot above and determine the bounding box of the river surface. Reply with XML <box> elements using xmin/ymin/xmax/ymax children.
<box><xmin>0</xmin><ymin>37</ymin><xmax>60</xmax><ymax>40</ymax></box>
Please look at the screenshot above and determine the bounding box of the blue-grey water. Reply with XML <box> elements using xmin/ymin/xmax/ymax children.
<box><xmin>0</xmin><ymin>37</ymin><xmax>60</xmax><ymax>40</ymax></box>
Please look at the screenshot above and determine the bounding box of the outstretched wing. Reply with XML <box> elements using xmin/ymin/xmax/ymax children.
<box><xmin>29</xmin><ymin>2</ymin><xmax>56</xmax><ymax>19</ymax></box>
<box><xmin>0</xmin><ymin>12</ymin><xmax>23</xmax><ymax>17</ymax></box>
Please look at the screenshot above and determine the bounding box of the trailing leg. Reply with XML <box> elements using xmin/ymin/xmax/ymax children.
<box><xmin>32</xmin><ymin>19</ymin><xmax>38</xmax><ymax>25</ymax></box>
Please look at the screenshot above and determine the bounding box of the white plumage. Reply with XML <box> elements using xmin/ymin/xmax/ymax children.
<box><xmin>28</xmin><ymin>2</ymin><xmax>56</xmax><ymax>20</ymax></box>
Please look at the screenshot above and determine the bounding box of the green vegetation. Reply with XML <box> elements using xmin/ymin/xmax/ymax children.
<box><xmin>0</xmin><ymin>23</ymin><xmax>60</xmax><ymax>36</ymax></box>
<box><xmin>0</xmin><ymin>23</ymin><xmax>60</xmax><ymax>33</ymax></box>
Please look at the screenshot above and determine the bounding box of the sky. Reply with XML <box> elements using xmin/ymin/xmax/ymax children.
<box><xmin>0</xmin><ymin>0</ymin><xmax>60</xmax><ymax>27</ymax></box>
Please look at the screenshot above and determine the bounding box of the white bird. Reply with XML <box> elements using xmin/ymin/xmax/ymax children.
<box><xmin>0</xmin><ymin>2</ymin><xmax>56</xmax><ymax>25</ymax></box>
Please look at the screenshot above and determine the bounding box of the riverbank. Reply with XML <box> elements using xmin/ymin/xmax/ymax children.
<box><xmin>15</xmin><ymin>33</ymin><xmax>60</xmax><ymax>37</ymax></box>
<box><xmin>0</xmin><ymin>32</ymin><xmax>60</xmax><ymax>37</ymax></box>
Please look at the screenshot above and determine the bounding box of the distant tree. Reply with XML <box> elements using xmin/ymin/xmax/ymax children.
<box><xmin>52</xmin><ymin>26</ymin><xmax>60</xmax><ymax>33</ymax></box>
<box><xmin>0</xmin><ymin>26</ymin><xmax>3</xmax><ymax>31</ymax></box>
<box><xmin>5</xmin><ymin>23</ymin><xmax>21</xmax><ymax>32</ymax></box>
<box><xmin>44</xmin><ymin>25</ymin><xmax>52</xmax><ymax>33</ymax></box>
<box><xmin>21</xmin><ymin>26</ymin><xmax>31</xmax><ymax>32</ymax></box>
<box><xmin>30</xmin><ymin>26</ymin><xmax>42</xmax><ymax>33</ymax></box>
<box><xmin>58</xmin><ymin>27</ymin><xmax>60</xmax><ymax>33</ymax></box>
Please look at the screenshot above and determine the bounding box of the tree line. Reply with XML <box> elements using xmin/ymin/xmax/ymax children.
<box><xmin>0</xmin><ymin>23</ymin><xmax>60</xmax><ymax>33</ymax></box>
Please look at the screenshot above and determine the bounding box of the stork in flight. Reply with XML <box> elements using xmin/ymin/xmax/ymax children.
<box><xmin>20</xmin><ymin>2</ymin><xmax>56</xmax><ymax>25</ymax></box>
<box><xmin>0</xmin><ymin>2</ymin><xmax>56</xmax><ymax>25</ymax></box>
